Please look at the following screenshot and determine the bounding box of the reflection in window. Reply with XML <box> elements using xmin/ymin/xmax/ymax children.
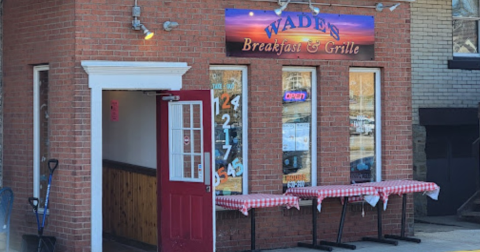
<box><xmin>282</xmin><ymin>69</ymin><xmax>314</xmax><ymax>192</ymax></box>
<box><xmin>349</xmin><ymin>71</ymin><xmax>376</xmax><ymax>183</ymax></box>
<box><xmin>452</xmin><ymin>0</ymin><xmax>479</xmax><ymax>54</ymax></box>
<box><xmin>210</xmin><ymin>67</ymin><xmax>246</xmax><ymax>195</ymax></box>
<box><xmin>39</xmin><ymin>70</ymin><xmax>50</xmax><ymax>206</ymax></box>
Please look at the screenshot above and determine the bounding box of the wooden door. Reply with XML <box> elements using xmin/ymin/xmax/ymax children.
<box><xmin>157</xmin><ymin>90</ymin><xmax>213</xmax><ymax>252</ymax></box>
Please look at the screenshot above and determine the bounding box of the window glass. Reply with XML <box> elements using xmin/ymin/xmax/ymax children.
<box><xmin>210</xmin><ymin>68</ymin><xmax>245</xmax><ymax>195</ymax></box>
<box><xmin>453</xmin><ymin>0</ymin><xmax>478</xmax><ymax>17</ymax></box>
<box><xmin>282</xmin><ymin>70</ymin><xmax>313</xmax><ymax>192</ymax></box>
<box><xmin>39</xmin><ymin>70</ymin><xmax>50</xmax><ymax>206</ymax></box>
<box><xmin>453</xmin><ymin>20</ymin><xmax>478</xmax><ymax>54</ymax></box>
<box><xmin>452</xmin><ymin>0</ymin><xmax>479</xmax><ymax>54</ymax></box>
<box><xmin>349</xmin><ymin>71</ymin><xmax>376</xmax><ymax>183</ymax></box>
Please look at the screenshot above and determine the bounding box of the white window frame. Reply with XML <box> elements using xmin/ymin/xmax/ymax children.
<box><xmin>452</xmin><ymin>0</ymin><xmax>480</xmax><ymax>57</ymax></box>
<box><xmin>282</xmin><ymin>66</ymin><xmax>318</xmax><ymax>186</ymax></box>
<box><xmin>33</xmin><ymin>65</ymin><xmax>49</xmax><ymax>209</ymax></box>
<box><xmin>209</xmin><ymin>65</ymin><xmax>249</xmax><ymax>195</ymax></box>
<box><xmin>349</xmin><ymin>68</ymin><xmax>382</xmax><ymax>182</ymax></box>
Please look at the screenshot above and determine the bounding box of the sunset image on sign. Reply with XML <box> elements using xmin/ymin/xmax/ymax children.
<box><xmin>225</xmin><ymin>9</ymin><xmax>375</xmax><ymax>60</ymax></box>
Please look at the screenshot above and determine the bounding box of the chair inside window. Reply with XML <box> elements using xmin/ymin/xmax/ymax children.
<box><xmin>0</xmin><ymin>187</ymin><xmax>14</xmax><ymax>252</ymax></box>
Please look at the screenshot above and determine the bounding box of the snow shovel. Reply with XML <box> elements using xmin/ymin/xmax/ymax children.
<box><xmin>21</xmin><ymin>159</ymin><xmax>58</xmax><ymax>252</ymax></box>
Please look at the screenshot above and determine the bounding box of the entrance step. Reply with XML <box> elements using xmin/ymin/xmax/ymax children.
<box><xmin>458</xmin><ymin>190</ymin><xmax>480</xmax><ymax>223</ymax></box>
<box><xmin>462</xmin><ymin>211</ymin><xmax>480</xmax><ymax>218</ymax></box>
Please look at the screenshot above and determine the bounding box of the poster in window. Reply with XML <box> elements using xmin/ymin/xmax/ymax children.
<box><xmin>282</xmin><ymin>123</ymin><xmax>296</xmax><ymax>151</ymax></box>
<box><xmin>295</xmin><ymin>123</ymin><xmax>310</xmax><ymax>151</ymax></box>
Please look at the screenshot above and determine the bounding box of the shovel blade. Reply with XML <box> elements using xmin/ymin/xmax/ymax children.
<box><xmin>21</xmin><ymin>234</ymin><xmax>56</xmax><ymax>252</ymax></box>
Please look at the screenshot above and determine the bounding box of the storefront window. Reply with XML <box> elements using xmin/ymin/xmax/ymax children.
<box><xmin>210</xmin><ymin>66</ymin><xmax>248</xmax><ymax>195</ymax></box>
<box><xmin>282</xmin><ymin>68</ymin><xmax>317</xmax><ymax>192</ymax></box>
<box><xmin>349</xmin><ymin>68</ymin><xmax>381</xmax><ymax>183</ymax></box>
<box><xmin>33</xmin><ymin>65</ymin><xmax>50</xmax><ymax>208</ymax></box>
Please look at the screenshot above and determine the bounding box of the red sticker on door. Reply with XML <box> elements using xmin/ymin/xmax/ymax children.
<box><xmin>184</xmin><ymin>136</ymin><xmax>190</xmax><ymax>145</ymax></box>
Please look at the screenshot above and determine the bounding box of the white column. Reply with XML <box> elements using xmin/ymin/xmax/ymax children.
<box><xmin>91</xmin><ymin>86</ymin><xmax>103</xmax><ymax>252</ymax></box>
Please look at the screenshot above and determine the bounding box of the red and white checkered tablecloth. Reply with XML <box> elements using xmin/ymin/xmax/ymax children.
<box><xmin>216</xmin><ymin>194</ymin><xmax>300</xmax><ymax>216</ymax></box>
<box><xmin>284</xmin><ymin>185</ymin><xmax>380</xmax><ymax>212</ymax></box>
<box><xmin>353</xmin><ymin>180</ymin><xmax>440</xmax><ymax>210</ymax></box>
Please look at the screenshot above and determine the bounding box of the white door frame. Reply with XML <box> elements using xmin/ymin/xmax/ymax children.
<box><xmin>81</xmin><ymin>61</ymin><xmax>190</xmax><ymax>252</ymax></box>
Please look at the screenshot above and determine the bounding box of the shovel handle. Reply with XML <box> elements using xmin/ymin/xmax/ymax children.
<box><xmin>48</xmin><ymin>159</ymin><xmax>59</xmax><ymax>174</ymax></box>
<box><xmin>28</xmin><ymin>197</ymin><xmax>39</xmax><ymax>211</ymax></box>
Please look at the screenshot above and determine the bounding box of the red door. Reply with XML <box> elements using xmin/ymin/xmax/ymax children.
<box><xmin>157</xmin><ymin>90</ymin><xmax>214</xmax><ymax>252</ymax></box>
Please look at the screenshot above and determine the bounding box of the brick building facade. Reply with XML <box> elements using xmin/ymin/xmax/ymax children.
<box><xmin>2</xmin><ymin>0</ymin><xmax>414</xmax><ymax>251</ymax></box>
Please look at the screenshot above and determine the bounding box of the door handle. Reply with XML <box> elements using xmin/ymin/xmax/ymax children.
<box><xmin>205</xmin><ymin>152</ymin><xmax>210</xmax><ymax>186</ymax></box>
<box><xmin>205</xmin><ymin>152</ymin><xmax>211</xmax><ymax>192</ymax></box>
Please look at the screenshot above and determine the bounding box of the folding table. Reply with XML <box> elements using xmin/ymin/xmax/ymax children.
<box><xmin>285</xmin><ymin>185</ymin><xmax>380</xmax><ymax>251</ymax></box>
<box><xmin>216</xmin><ymin>194</ymin><xmax>300</xmax><ymax>252</ymax></box>
<box><xmin>353</xmin><ymin>180</ymin><xmax>440</xmax><ymax>245</ymax></box>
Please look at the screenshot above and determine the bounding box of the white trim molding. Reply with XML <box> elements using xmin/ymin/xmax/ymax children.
<box><xmin>81</xmin><ymin>60</ymin><xmax>189</xmax><ymax>252</ymax></box>
<box><xmin>81</xmin><ymin>61</ymin><xmax>190</xmax><ymax>90</ymax></box>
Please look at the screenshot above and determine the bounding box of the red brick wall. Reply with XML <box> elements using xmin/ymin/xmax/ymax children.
<box><xmin>3</xmin><ymin>0</ymin><xmax>412</xmax><ymax>251</ymax></box>
<box><xmin>2</xmin><ymin>0</ymin><xmax>90</xmax><ymax>251</ymax></box>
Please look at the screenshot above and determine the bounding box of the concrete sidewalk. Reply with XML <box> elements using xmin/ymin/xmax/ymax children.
<box><xmin>269</xmin><ymin>216</ymin><xmax>480</xmax><ymax>252</ymax></box>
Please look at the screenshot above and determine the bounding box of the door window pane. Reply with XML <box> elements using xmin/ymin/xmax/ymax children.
<box><xmin>349</xmin><ymin>71</ymin><xmax>376</xmax><ymax>183</ymax></box>
<box><xmin>169</xmin><ymin>103</ymin><xmax>203</xmax><ymax>182</ymax></box>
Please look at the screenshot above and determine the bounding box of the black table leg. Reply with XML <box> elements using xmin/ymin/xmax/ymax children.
<box><xmin>361</xmin><ymin>201</ymin><xmax>398</xmax><ymax>246</ymax></box>
<box><xmin>384</xmin><ymin>194</ymin><xmax>421</xmax><ymax>243</ymax></box>
<box><xmin>298</xmin><ymin>198</ymin><xmax>333</xmax><ymax>251</ymax></box>
<box><xmin>252</xmin><ymin>208</ymin><xmax>256</xmax><ymax>250</ymax></box>
<box><xmin>240</xmin><ymin>208</ymin><xmax>263</xmax><ymax>252</ymax></box>
<box><xmin>320</xmin><ymin>197</ymin><xmax>356</xmax><ymax>250</ymax></box>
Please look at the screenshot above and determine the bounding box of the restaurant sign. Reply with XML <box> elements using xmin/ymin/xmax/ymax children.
<box><xmin>225</xmin><ymin>9</ymin><xmax>374</xmax><ymax>60</ymax></box>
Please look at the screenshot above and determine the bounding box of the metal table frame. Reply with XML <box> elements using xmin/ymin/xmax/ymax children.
<box><xmin>384</xmin><ymin>194</ymin><xmax>421</xmax><ymax>243</ymax></box>
<box><xmin>217</xmin><ymin>194</ymin><xmax>300</xmax><ymax>252</ymax></box>
<box><xmin>299</xmin><ymin>197</ymin><xmax>358</xmax><ymax>251</ymax></box>
<box><xmin>362</xmin><ymin>193</ymin><xmax>420</xmax><ymax>245</ymax></box>
<box><xmin>319</xmin><ymin>197</ymin><xmax>357</xmax><ymax>250</ymax></box>
<box><xmin>239</xmin><ymin>208</ymin><xmax>263</xmax><ymax>252</ymax></box>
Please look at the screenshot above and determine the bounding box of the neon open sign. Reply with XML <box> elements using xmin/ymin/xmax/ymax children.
<box><xmin>283</xmin><ymin>91</ymin><xmax>308</xmax><ymax>102</ymax></box>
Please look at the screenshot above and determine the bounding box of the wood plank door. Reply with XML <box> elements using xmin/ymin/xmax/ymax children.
<box><xmin>157</xmin><ymin>90</ymin><xmax>214</xmax><ymax>252</ymax></box>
